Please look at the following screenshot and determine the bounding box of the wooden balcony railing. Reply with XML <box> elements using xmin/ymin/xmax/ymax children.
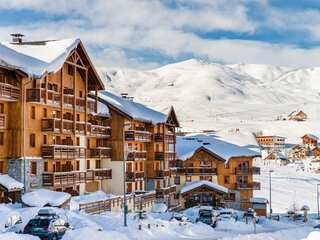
<box><xmin>154</xmin><ymin>133</ymin><xmax>176</xmax><ymax>143</ymax></box>
<box><xmin>90</xmin><ymin>125</ymin><xmax>111</xmax><ymax>137</ymax></box>
<box><xmin>176</xmin><ymin>167</ymin><xmax>217</xmax><ymax>175</ymax></box>
<box><xmin>236</xmin><ymin>182</ymin><xmax>261</xmax><ymax>190</ymax></box>
<box><xmin>41</xmin><ymin>145</ymin><xmax>85</xmax><ymax>160</ymax></box>
<box><xmin>0</xmin><ymin>82</ymin><xmax>20</xmax><ymax>100</ymax></box>
<box><xmin>42</xmin><ymin>169</ymin><xmax>112</xmax><ymax>187</ymax></box>
<box><xmin>88</xmin><ymin>147</ymin><xmax>112</xmax><ymax>158</ymax></box>
<box><xmin>127</xmin><ymin>151</ymin><xmax>147</xmax><ymax>161</ymax></box>
<box><xmin>235</xmin><ymin>167</ymin><xmax>261</xmax><ymax>175</ymax></box>
<box><xmin>154</xmin><ymin>152</ymin><xmax>176</xmax><ymax>161</ymax></box>
<box><xmin>125</xmin><ymin>171</ymin><xmax>145</xmax><ymax>182</ymax></box>
<box><xmin>26</xmin><ymin>88</ymin><xmax>95</xmax><ymax>112</ymax></box>
<box><xmin>155</xmin><ymin>170</ymin><xmax>171</xmax><ymax>178</ymax></box>
<box><xmin>124</xmin><ymin>130</ymin><xmax>152</xmax><ymax>142</ymax></box>
<box><xmin>156</xmin><ymin>185</ymin><xmax>176</xmax><ymax>198</ymax></box>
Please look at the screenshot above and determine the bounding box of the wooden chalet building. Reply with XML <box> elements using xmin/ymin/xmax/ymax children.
<box><xmin>289</xmin><ymin>144</ymin><xmax>308</xmax><ymax>160</ymax></box>
<box><xmin>97</xmin><ymin>91</ymin><xmax>179</xmax><ymax>205</ymax></box>
<box><xmin>302</xmin><ymin>134</ymin><xmax>318</xmax><ymax>149</ymax></box>
<box><xmin>0</xmin><ymin>36</ymin><xmax>112</xmax><ymax>195</ymax></box>
<box><xmin>174</xmin><ymin>132</ymin><xmax>261</xmax><ymax>210</ymax></box>
<box><xmin>255</xmin><ymin>135</ymin><xmax>285</xmax><ymax>152</ymax></box>
<box><xmin>288</xmin><ymin>110</ymin><xmax>307</xmax><ymax>121</ymax></box>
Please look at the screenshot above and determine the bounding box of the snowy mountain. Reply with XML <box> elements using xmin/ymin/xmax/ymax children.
<box><xmin>100</xmin><ymin>59</ymin><xmax>320</xmax><ymax>143</ymax></box>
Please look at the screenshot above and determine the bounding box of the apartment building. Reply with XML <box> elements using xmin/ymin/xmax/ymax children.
<box><xmin>0</xmin><ymin>36</ymin><xmax>112</xmax><ymax>194</ymax></box>
<box><xmin>97</xmin><ymin>91</ymin><xmax>179</xmax><ymax>205</ymax></box>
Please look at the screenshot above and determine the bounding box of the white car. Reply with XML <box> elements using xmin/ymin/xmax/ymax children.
<box><xmin>2</xmin><ymin>211</ymin><xmax>23</xmax><ymax>233</ymax></box>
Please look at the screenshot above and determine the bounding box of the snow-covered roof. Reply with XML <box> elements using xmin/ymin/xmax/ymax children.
<box><xmin>302</xmin><ymin>134</ymin><xmax>318</xmax><ymax>140</ymax></box>
<box><xmin>0</xmin><ymin>174</ymin><xmax>23</xmax><ymax>191</ymax></box>
<box><xmin>71</xmin><ymin>191</ymin><xmax>117</xmax><ymax>205</ymax></box>
<box><xmin>181</xmin><ymin>180</ymin><xmax>228</xmax><ymax>194</ymax></box>
<box><xmin>0</xmin><ymin>39</ymin><xmax>80</xmax><ymax>78</ymax></box>
<box><xmin>22</xmin><ymin>189</ymin><xmax>71</xmax><ymax>207</ymax></box>
<box><xmin>176</xmin><ymin>130</ymin><xmax>260</xmax><ymax>163</ymax></box>
<box><xmin>98</xmin><ymin>91</ymin><xmax>171</xmax><ymax>124</ymax></box>
<box><xmin>250</xmin><ymin>197</ymin><xmax>268</xmax><ymax>204</ymax></box>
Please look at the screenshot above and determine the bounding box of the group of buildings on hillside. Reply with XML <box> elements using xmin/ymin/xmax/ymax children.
<box><xmin>0</xmin><ymin>35</ymin><xmax>262</xmax><ymax>213</ymax></box>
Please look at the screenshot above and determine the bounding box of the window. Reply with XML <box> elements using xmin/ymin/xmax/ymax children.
<box><xmin>76</xmin><ymin>161</ymin><xmax>80</xmax><ymax>171</ymax></box>
<box><xmin>76</xmin><ymin>114</ymin><xmax>80</xmax><ymax>121</ymax></box>
<box><xmin>44</xmin><ymin>162</ymin><xmax>48</xmax><ymax>172</ymax></box>
<box><xmin>31</xmin><ymin>162</ymin><xmax>37</xmax><ymax>175</ymax></box>
<box><xmin>43</xmin><ymin>108</ymin><xmax>47</xmax><ymax>118</ymax></box>
<box><xmin>0</xmin><ymin>161</ymin><xmax>4</xmax><ymax>173</ymax></box>
<box><xmin>224</xmin><ymin>176</ymin><xmax>230</xmax><ymax>184</ymax></box>
<box><xmin>43</xmin><ymin>135</ymin><xmax>47</xmax><ymax>145</ymax></box>
<box><xmin>186</xmin><ymin>176</ymin><xmax>191</xmax><ymax>182</ymax></box>
<box><xmin>31</xmin><ymin>106</ymin><xmax>36</xmax><ymax>119</ymax></box>
<box><xmin>0</xmin><ymin>132</ymin><xmax>3</xmax><ymax>145</ymax></box>
<box><xmin>67</xmin><ymin>64</ymin><xmax>74</xmax><ymax>75</ymax></box>
<box><xmin>95</xmin><ymin>160</ymin><xmax>101</xmax><ymax>169</ymax></box>
<box><xmin>86</xmin><ymin>160</ymin><xmax>90</xmax><ymax>169</ymax></box>
<box><xmin>174</xmin><ymin>176</ymin><xmax>180</xmax><ymax>185</ymax></box>
<box><xmin>79</xmin><ymin>91</ymin><xmax>83</xmax><ymax>98</ymax></box>
<box><xmin>76</xmin><ymin>137</ymin><xmax>80</xmax><ymax>146</ymax></box>
<box><xmin>0</xmin><ymin>103</ymin><xmax>4</xmax><ymax>114</ymax></box>
<box><xmin>29</xmin><ymin>134</ymin><xmax>36</xmax><ymax>147</ymax></box>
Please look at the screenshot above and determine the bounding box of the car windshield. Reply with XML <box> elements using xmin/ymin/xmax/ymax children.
<box><xmin>199</xmin><ymin>211</ymin><xmax>212</xmax><ymax>218</ymax></box>
<box><xmin>27</xmin><ymin>219</ymin><xmax>50</xmax><ymax>228</ymax></box>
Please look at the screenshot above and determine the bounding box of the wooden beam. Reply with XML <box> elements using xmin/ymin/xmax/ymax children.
<box><xmin>60</xmin><ymin>68</ymin><xmax>64</xmax><ymax>134</ymax></box>
<box><xmin>73</xmin><ymin>65</ymin><xmax>76</xmax><ymax>134</ymax></box>
<box><xmin>85</xmin><ymin>69</ymin><xmax>88</xmax><ymax>136</ymax></box>
<box><xmin>65</xmin><ymin>61</ymin><xmax>87</xmax><ymax>70</ymax></box>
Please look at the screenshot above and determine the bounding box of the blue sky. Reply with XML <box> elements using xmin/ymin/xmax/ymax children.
<box><xmin>1</xmin><ymin>0</ymin><xmax>320</xmax><ymax>69</ymax></box>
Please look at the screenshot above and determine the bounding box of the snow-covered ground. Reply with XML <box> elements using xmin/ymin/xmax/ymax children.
<box><xmin>0</xmin><ymin>204</ymin><xmax>318</xmax><ymax>240</ymax></box>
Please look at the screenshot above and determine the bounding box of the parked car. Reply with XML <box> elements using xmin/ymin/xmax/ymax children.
<box><xmin>217</xmin><ymin>209</ymin><xmax>237</xmax><ymax>220</ymax></box>
<box><xmin>23</xmin><ymin>208</ymin><xmax>69</xmax><ymax>240</ymax></box>
<box><xmin>2</xmin><ymin>211</ymin><xmax>23</xmax><ymax>233</ymax></box>
<box><xmin>197</xmin><ymin>207</ymin><xmax>218</xmax><ymax>228</ymax></box>
<box><xmin>172</xmin><ymin>213</ymin><xmax>191</xmax><ymax>222</ymax></box>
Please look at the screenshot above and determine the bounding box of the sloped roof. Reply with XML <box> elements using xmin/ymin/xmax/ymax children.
<box><xmin>98</xmin><ymin>91</ymin><xmax>178</xmax><ymax>125</ymax></box>
<box><xmin>181</xmin><ymin>180</ymin><xmax>228</xmax><ymax>194</ymax></box>
<box><xmin>176</xmin><ymin>130</ymin><xmax>260</xmax><ymax>163</ymax></box>
<box><xmin>0</xmin><ymin>174</ymin><xmax>23</xmax><ymax>191</ymax></box>
<box><xmin>22</xmin><ymin>189</ymin><xmax>71</xmax><ymax>207</ymax></box>
<box><xmin>302</xmin><ymin>134</ymin><xmax>318</xmax><ymax>140</ymax></box>
<box><xmin>0</xmin><ymin>38</ymin><xmax>104</xmax><ymax>89</ymax></box>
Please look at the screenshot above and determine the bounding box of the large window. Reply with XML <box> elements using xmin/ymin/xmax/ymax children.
<box><xmin>31</xmin><ymin>162</ymin><xmax>37</xmax><ymax>175</ymax></box>
<box><xmin>0</xmin><ymin>132</ymin><xmax>3</xmax><ymax>145</ymax></box>
<box><xmin>31</xmin><ymin>106</ymin><xmax>36</xmax><ymax>120</ymax></box>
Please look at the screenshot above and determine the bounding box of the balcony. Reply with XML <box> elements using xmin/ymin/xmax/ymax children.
<box><xmin>125</xmin><ymin>171</ymin><xmax>145</xmax><ymax>182</ymax></box>
<box><xmin>236</xmin><ymin>182</ymin><xmax>261</xmax><ymax>190</ymax></box>
<box><xmin>235</xmin><ymin>167</ymin><xmax>261</xmax><ymax>175</ymax></box>
<box><xmin>154</xmin><ymin>133</ymin><xmax>176</xmax><ymax>143</ymax></box>
<box><xmin>42</xmin><ymin>169</ymin><xmax>112</xmax><ymax>187</ymax></box>
<box><xmin>124</xmin><ymin>130</ymin><xmax>152</xmax><ymax>142</ymax></box>
<box><xmin>126</xmin><ymin>151</ymin><xmax>147</xmax><ymax>161</ymax></box>
<box><xmin>154</xmin><ymin>152</ymin><xmax>176</xmax><ymax>161</ymax></box>
<box><xmin>89</xmin><ymin>125</ymin><xmax>111</xmax><ymax>137</ymax></box>
<box><xmin>176</xmin><ymin>167</ymin><xmax>217</xmax><ymax>175</ymax></box>
<box><xmin>155</xmin><ymin>169</ymin><xmax>171</xmax><ymax>178</ymax></box>
<box><xmin>41</xmin><ymin>145</ymin><xmax>85</xmax><ymax>160</ymax></box>
<box><xmin>88</xmin><ymin>147</ymin><xmax>112</xmax><ymax>158</ymax></box>
<box><xmin>26</xmin><ymin>88</ymin><xmax>60</xmax><ymax>106</ymax></box>
<box><xmin>156</xmin><ymin>185</ymin><xmax>176</xmax><ymax>198</ymax></box>
<box><xmin>0</xmin><ymin>81</ymin><xmax>20</xmax><ymax>101</ymax></box>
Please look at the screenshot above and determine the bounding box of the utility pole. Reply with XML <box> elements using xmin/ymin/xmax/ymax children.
<box><xmin>269</xmin><ymin>170</ymin><xmax>274</xmax><ymax>217</ymax></box>
<box><xmin>317</xmin><ymin>184</ymin><xmax>320</xmax><ymax>219</ymax></box>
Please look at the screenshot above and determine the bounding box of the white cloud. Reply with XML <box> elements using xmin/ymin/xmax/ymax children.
<box><xmin>1</xmin><ymin>0</ymin><xmax>320</xmax><ymax>69</ymax></box>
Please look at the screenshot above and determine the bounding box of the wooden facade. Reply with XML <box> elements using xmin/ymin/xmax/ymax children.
<box><xmin>174</xmin><ymin>147</ymin><xmax>260</xmax><ymax>210</ymax></box>
<box><xmin>0</xmin><ymin>40</ymin><xmax>112</xmax><ymax>195</ymax></box>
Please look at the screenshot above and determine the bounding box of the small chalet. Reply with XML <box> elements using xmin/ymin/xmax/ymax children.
<box><xmin>0</xmin><ymin>175</ymin><xmax>23</xmax><ymax>203</ymax></box>
<box><xmin>288</xmin><ymin>111</ymin><xmax>307</xmax><ymax>121</ymax></box>
<box><xmin>250</xmin><ymin>197</ymin><xmax>268</xmax><ymax>217</ymax></box>
<box><xmin>263</xmin><ymin>152</ymin><xmax>289</xmax><ymax>166</ymax></box>
<box><xmin>180</xmin><ymin>180</ymin><xmax>228</xmax><ymax>208</ymax></box>
<box><xmin>302</xmin><ymin>134</ymin><xmax>318</xmax><ymax>149</ymax></box>
<box><xmin>289</xmin><ymin>145</ymin><xmax>308</xmax><ymax>160</ymax></box>
<box><xmin>313</xmin><ymin>147</ymin><xmax>320</xmax><ymax>158</ymax></box>
<box><xmin>175</xmin><ymin>130</ymin><xmax>261</xmax><ymax>210</ymax></box>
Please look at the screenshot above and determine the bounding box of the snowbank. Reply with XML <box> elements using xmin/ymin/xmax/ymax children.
<box><xmin>303</xmin><ymin>231</ymin><xmax>320</xmax><ymax>240</ymax></box>
<box><xmin>22</xmin><ymin>189</ymin><xmax>70</xmax><ymax>207</ymax></box>
<box><xmin>0</xmin><ymin>175</ymin><xmax>23</xmax><ymax>191</ymax></box>
<box><xmin>62</xmin><ymin>227</ymin><xmax>129</xmax><ymax>240</ymax></box>
<box><xmin>181</xmin><ymin>180</ymin><xmax>228</xmax><ymax>194</ymax></box>
<box><xmin>0</xmin><ymin>232</ymin><xmax>38</xmax><ymax>240</ymax></box>
<box><xmin>70</xmin><ymin>191</ymin><xmax>118</xmax><ymax>211</ymax></box>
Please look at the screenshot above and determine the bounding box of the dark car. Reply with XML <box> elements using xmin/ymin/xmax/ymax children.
<box><xmin>197</xmin><ymin>208</ymin><xmax>217</xmax><ymax>228</ymax></box>
<box><xmin>23</xmin><ymin>209</ymin><xmax>69</xmax><ymax>240</ymax></box>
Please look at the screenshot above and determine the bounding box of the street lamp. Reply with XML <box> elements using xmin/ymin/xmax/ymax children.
<box><xmin>269</xmin><ymin>170</ymin><xmax>274</xmax><ymax>217</ymax></box>
<box><xmin>317</xmin><ymin>184</ymin><xmax>320</xmax><ymax>219</ymax></box>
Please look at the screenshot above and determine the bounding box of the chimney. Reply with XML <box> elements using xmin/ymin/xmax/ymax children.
<box><xmin>10</xmin><ymin>33</ymin><xmax>25</xmax><ymax>44</ymax></box>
